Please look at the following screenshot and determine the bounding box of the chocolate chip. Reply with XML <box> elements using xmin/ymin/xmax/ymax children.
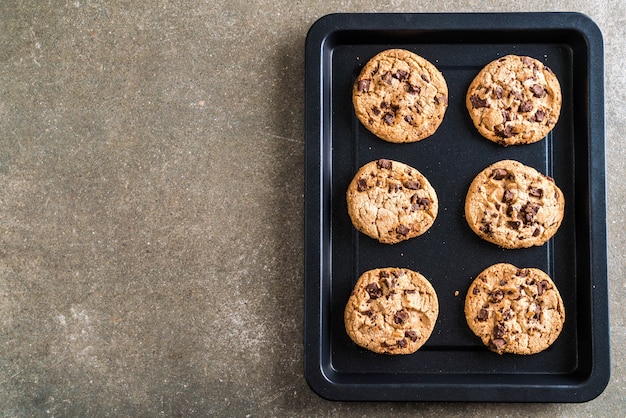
<box><xmin>377</xmin><ymin>159</ymin><xmax>392</xmax><ymax>169</ymax></box>
<box><xmin>371</xmin><ymin>65</ymin><xmax>379</xmax><ymax>76</ymax></box>
<box><xmin>502</xmin><ymin>109</ymin><xmax>512</xmax><ymax>122</ymax></box>
<box><xmin>531</xmin><ymin>84</ymin><xmax>546</xmax><ymax>98</ymax></box>
<box><xmin>357</xmin><ymin>178</ymin><xmax>368</xmax><ymax>192</ymax></box>
<box><xmin>496</xmin><ymin>124</ymin><xmax>515</xmax><ymax>138</ymax></box>
<box><xmin>494</xmin><ymin>86</ymin><xmax>503</xmax><ymax>99</ymax></box>
<box><xmin>397</xmin><ymin>338</ymin><xmax>408</xmax><ymax>348</ymax></box>
<box><xmin>470</xmin><ymin>94</ymin><xmax>489</xmax><ymax>108</ymax></box>
<box><xmin>533</xmin><ymin>228</ymin><xmax>541</xmax><ymax>237</ymax></box>
<box><xmin>394</xmin><ymin>310</ymin><xmax>409</xmax><ymax>324</ymax></box>
<box><xmin>519</xmin><ymin>202</ymin><xmax>540</xmax><ymax>224</ymax></box>
<box><xmin>382</xmin><ymin>71</ymin><xmax>393</xmax><ymax>84</ymax></box>
<box><xmin>492</xmin><ymin>168</ymin><xmax>508</xmax><ymax>180</ymax></box>
<box><xmin>434</xmin><ymin>95</ymin><xmax>448</xmax><ymax>105</ymax></box>
<box><xmin>537</xmin><ymin>280</ymin><xmax>549</xmax><ymax>296</ymax></box>
<box><xmin>507</xmin><ymin>220</ymin><xmax>521</xmax><ymax>229</ymax></box>
<box><xmin>490</xmin><ymin>289</ymin><xmax>504</xmax><ymax>303</ymax></box>
<box><xmin>393</xmin><ymin>70</ymin><xmax>409</xmax><ymax>81</ymax></box>
<box><xmin>357</xmin><ymin>79</ymin><xmax>370</xmax><ymax>92</ymax></box>
<box><xmin>490</xmin><ymin>338</ymin><xmax>506</xmax><ymax>350</ymax></box>
<box><xmin>479</xmin><ymin>223</ymin><xmax>492</xmax><ymax>234</ymax></box>
<box><xmin>406</xmin><ymin>84</ymin><xmax>420</xmax><ymax>95</ymax></box>
<box><xmin>532</xmin><ymin>110</ymin><xmax>545</xmax><ymax>122</ymax></box>
<box><xmin>383</xmin><ymin>112</ymin><xmax>394</xmax><ymax>125</ymax></box>
<box><xmin>529</xmin><ymin>187</ymin><xmax>543</xmax><ymax>197</ymax></box>
<box><xmin>403</xmin><ymin>179</ymin><xmax>420</xmax><ymax>190</ymax></box>
<box><xmin>380</xmin><ymin>270</ymin><xmax>390</xmax><ymax>278</ymax></box>
<box><xmin>494</xmin><ymin>322</ymin><xmax>506</xmax><ymax>339</ymax></box>
<box><xmin>405</xmin><ymin>330</ymin><xmax>418</xmax><ymax>342</ymax></box>
<box><xmin>478</xmin><ymin>308</ymin><xmax>489</xmax><ymax>321</ymax></box>
<box><xmin>502</xmin><ymin>308</ymin><xmax>514</xmax><ymax>321</ymax></box>
<box><xmin>365</xmin><ymin>282</ymin><xmax>382</xmax><ymax>299</ymax></box>
<box><xmin>512</xmin><ymin>90</ymin><xmax>523</xmax><ymax>100</ymax></box>
<box><xmin>363</xmin><ymin>309</ymin><xmax>373</xmax><ymax>317</ymax></box>
<box><xmin>396</xmin><ymin>225</ymin><xmax>410</xmax><ymax>236</ymax></box>
<box><xmin>516</xmin><ymin>269</ymin><xmax>528</xmax><ymax>277</ymax></box>
<box><xmin>404</xmin><ymin>115</ymin><xmax>413</xmax><ymax>124</ymax></box>
<box><xmin>421</xmin><ymin>74</ymin><xmax>430</xmax><ymax>83</ymax></box>
<box><xmin>371</xmin><ymin>106</ymin><xmax>381</xmax><ymax>116</ymax></box>
<box><xmin>502</xmin><ymin>189</ymin><xmax>514</xmax><ymax>204</ymax></box>
<box><xmin>472</xmin><ymin>286</ymin><xmax>480</xmax><ymax>295</ymax></box>
<box><xmin>519</xmin><ymin>101</ymin><xmax>533</xmax><ymax>112</ymax></box>
<box><xmin>411</xmin><ymin>196</ymin><xmax>430</xmax><ymax>209</ymax></box>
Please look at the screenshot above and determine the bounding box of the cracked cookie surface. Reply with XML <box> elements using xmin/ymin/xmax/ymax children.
<box><xmin>464</xmin><ymin>160</ymin><xmax>564</xmax><ymax>249</ymax></box>
<box><xmin>353</xmin><ymin>48</ymin><xmax>448</xmax><ymax>143</ymax></box>
<box><xmin>464</xmin><ymin>263</ymin><xmax>565</xmax><ymax>355</ymax></box>
<box><xmin>346</xmin><ymin>159</ymin><xmax>438</xmax><ymax>244</ymax></box>
<box><xmin>466</xmin><ymin>55</ymin><xmax>561</xmax><ymax>146</ymax></box>
<box><xmin>345</xmin><ymin>267</ymin><xmax>439</xmax><ymax>355</ymax></box>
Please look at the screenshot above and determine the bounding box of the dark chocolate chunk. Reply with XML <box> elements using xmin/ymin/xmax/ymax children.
<box><xmin>383</xmin><ymin>112</ymin><xmax>394</xmax><ymax>125</ymax></box>
<box><xmin>532</xmin><ymin>109</ymin><xmax>545</xmax><ymax>122</ymax></box>
<box><xmin>531</xmin><ymin>84</ymin><xmax>546</xmax><ymax>98</ymax></box>
<box><xmin>519</xmin><ymin>202</ymin><xmax>540</xmax><ymax>224</ymax></box>
<box><xmin>397</xmin><ymin>338</ymin><xmax>408</xmax><ymax>348</ymax></box>
<box><xmin>377</xmin><ymin>159</ymin><xmax>392</xmax><ymax>169</ymax></box>
<box><xmin>434</xmin><ymin>95</ymin><xmax>448</xmax><ymax>105</ymax></box>
<box><xmin>492</xmin><ymin>168</ymin><xmax>508</xmax><ymax>180</ymax></box>
<box><xmin>495</xmin><ymin>124</ymin><xmax>515</xmax><ymax>138</ymax></box>
<box><xmin>403</xmin><ymin>179</ymin><xmax>420</xmax><ymax>190</ymax></box>
<box><xmin>365</xmin><ymin>282</ymin><xmax>383</xmax><ymax>299</ymax></box>
<box><xmin>529</xmin><ymin>187</ymin><xmax>543</xmax><ymax>197</ymax></box>
<box><xmin>490</xmin><ymin>289</ymin><xmax>504</xmax><ymax>303</ymax></box>
<box><xmin>371</xmin><ymin>106</ymin><xmax>381</xmax><ymax>116</ymax></box>
<box><xmin>490</xmin><ymin>338</ymin><xmax>506</xmax><ymax>350</ymax></box>
<box><xmin>393</xmin><ymin>70</ymin><xmax>409</xmax><ymax>81</ymax></box>
<box><xmin>396</xmin><ymin>225</ymin><xmax>411</xmax><ymax>236</ymax></box>
<box><xmin>406</xmin><ymin>84</ymin><xmax>421</xmax><ymax>95</ymax></box>
<box><xmin>494</xmin><ymin>322</ymin><xmax>506</xmax><ymax>338</ymax></box>
<box><xmin>519</xmin><ymin>101</ymin><xmax>533</xmax><ymax>112</ymax></box>
<box><xmin>494</xmin><ymin>86</ymin><xmax>503</xmax><ymax>99</ymax></box>
<box><xmin>356</xmin><ymin>178</ymin><xmax>368</xmax><ymax>192</ymax></box>
<box><xmin>533</xmin><ymin>228</ymin><xmax>541</xmax><ymax>237</ymax></box>
<box><xmin>382</xmin><ymin>71</ymin><xmax>393</xmax><ymax>84</ymax></box>
<box><xmin>537</xmin><ymin>280</ymin><xmax>549</xmax><ymax>296</ymax></box>
<box><xmin>404</xmin><ymin>115</ymin><xmax>413</xmax><ymax>124</ymax></box>
<box><xmin>470</xmin><ymin>94</ymin><xmax>489</xmax><ymax>108</ymax></box>
<box><xmin>502</xmin><ymin>188</ymin><xmax>515</xmax><ymax>204</ymax></box>
<box><xmin>477</xmin><ymin>308</ymin><xmax>489</xmax><ymax>321</ymax></box>
<box><xmin>405</xmin><ymin>330</ymin><xmax>418</xmax><ymax>342</ymax></box>
<box><xmin>507</xmin><ymin>220</ymin><xmax>521</xmax><ymax>229</ymax></box>
<box><xmin>357</xmin><ymin>79</ymin><xmax>370</xmax><ymax>93</ymax></box>
<box><xmin>394</xmin><ymin>310</ymin><xmax>409</xmax><ymax>324</ymax></box>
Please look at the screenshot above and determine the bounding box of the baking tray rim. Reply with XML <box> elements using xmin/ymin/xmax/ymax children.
<box><xmin>304</xmin><ymin>12</ymin><xmax>609</xmax><ymax>403</ymax></box>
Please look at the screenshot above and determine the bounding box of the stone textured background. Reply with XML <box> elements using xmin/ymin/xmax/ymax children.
<box><xmin>1</xmin><ymin>1</ymin><xmax>624</xmax><ymax>416</ymax></box>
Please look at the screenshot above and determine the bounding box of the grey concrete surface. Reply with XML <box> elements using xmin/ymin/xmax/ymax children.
<box><xmin>0</xmin><ymin>1</ymin><xmax>624</xmax><ymax>416</ymax></box>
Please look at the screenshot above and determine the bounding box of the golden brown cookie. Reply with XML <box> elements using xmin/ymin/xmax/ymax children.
<box><xmin>466</xmin><ymin>55</ymin><xmax>562</xmax><ymax>146</ymax></box>
<box><xmin>464</xmin><ymin>160</ymin><xmax>564</xmax><ymax>249</ymax></box>
<box><xmin>346</xmin><ymin>159</ymin><xmax>438</xmax><ymax>244</ymax></box>
<box><xmin>344</xmin><ymin>267</ymin><xmax>439</xmax><ymax>355</ymax></box>
<box><xmin>464</xmin><ymin>263</ymin><xmax>565</xmax><ymax>355</ymax></box>
<box><xmin>353</xmin><ymin>49</ymin><xmax>448</xmax><ymax>143</ymax></box>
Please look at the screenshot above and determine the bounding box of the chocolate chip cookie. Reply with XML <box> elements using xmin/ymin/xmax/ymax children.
<box><xmin>464</xmin><ymin>263</ymin><xmax>565</xmax><ymax>355</ymax></box>
<box><xmin>353</xmin><ymin>49</ymin><xmax>448</xmax><ymax>143</ymax></box>
<box><xmin>347</xmin><ymin>159</ymin><xmax>438</xmax><ymax>244</ymax></box>
<box><xmin>345</xmin><ymin>267</ymin><xmax>439</xmax><ymax>355</ymax></box>
<box><xmin>464</xmin><ymin>160</ymin><xmax>564</xmax><ymax>249</ymax></box>
<box><xmin>466</xmin><ymin>55</ymin><xmax>562</xmax><ymax>146</ymax></box>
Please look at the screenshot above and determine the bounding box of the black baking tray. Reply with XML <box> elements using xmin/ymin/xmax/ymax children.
<box><xmin>304</xmin><ymin>13</ymin><xmax>609</xmax><ymax>402</ymax></box>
